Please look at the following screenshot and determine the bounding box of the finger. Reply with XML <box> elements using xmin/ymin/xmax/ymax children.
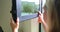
<box><xmin>11</xmin><ymin>18</ymin><xmax>15</xmax><ymax>25</ymax></box>
<box><xmin>10</xmin><ymin>18</ymin><xmax>13</xmax><ymax>24</ymax></box>
<box><xmin>38</xmin><ymin>11</ymin><xmax>42</xmax><ymax>14</ymax></box>
<box><xmin>16</xmin><ymin>17</ymin><xmax>19</xmax><ymax>25</ymax></box>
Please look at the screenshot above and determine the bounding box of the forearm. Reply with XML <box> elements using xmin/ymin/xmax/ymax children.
<box><xmin>42</xmin><ymin>19</ymin><xmax>48</xmax><ymax>28</ymax></box>
<box><xmin>41</xmin><ymin>19</ymin><xmax>48</xmax><ymax>32</ymax></box>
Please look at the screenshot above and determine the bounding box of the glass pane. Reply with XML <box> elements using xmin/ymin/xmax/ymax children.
<box><xmin>21</xmin><ymin>0</ymin><xmax>39</xmax><ymax>16</ymax></box>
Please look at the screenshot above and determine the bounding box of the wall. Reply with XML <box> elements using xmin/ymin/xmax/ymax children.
<box><xmin>31</xmin><ymin>18</ymin><xmax>39</xmax><ymax>32</ymax></box>
<box><xmin>19</xmin><ymin>18</ymin><xmax>39</xmax><ymax>32</ymax></box>
<box><xmin>19</xmin><ymin>20</ymin><xmax>31</xmax><ymax>32</ymax></box>
<box><xmin>0</xmin><ymin>0</ymin><xmax>12</xmax><ymax>32</ymax></box>
<box><xmin>0</xmin><ymin>0</ymin><xmax>39</xmax><ymax>32</ymax></box>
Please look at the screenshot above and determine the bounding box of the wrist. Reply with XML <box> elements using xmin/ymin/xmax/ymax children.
<box><xmin>42</xmin><ymin>19</ymin><xmax>48</xmax><ymax>28</ymax></box>
<box><xmin>12</xmin><ymin>29</ymin><xmax>18</xmax><ymax>32</ymax></box>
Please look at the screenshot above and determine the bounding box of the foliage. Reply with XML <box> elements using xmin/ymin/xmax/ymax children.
<box><xmin>22</xmin><ymin>1</ymin><xmax>39</xmax><ymax>13</ymax></box>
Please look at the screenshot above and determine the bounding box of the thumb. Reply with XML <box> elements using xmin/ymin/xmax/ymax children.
<box><xmin>16</xmin><ymin>17</ymin><xmax>19</xmax><ymax>25</ymax></box>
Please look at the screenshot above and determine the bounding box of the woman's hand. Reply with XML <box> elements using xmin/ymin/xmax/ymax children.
<box><xmin>38</xmin><ymin>11</ymin><xmax>44</xmax><ymax>23</ymax></box>
<box><xmin>10</xmin><ymin>17</ymin><xmax>19</xmax><ymax>32</ymax></box>
<box><xmin>38</xmin><ymin>11</ymin><xmax>48</xmax><ymax>31</ymax></box>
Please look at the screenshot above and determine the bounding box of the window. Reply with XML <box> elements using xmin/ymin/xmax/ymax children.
<box><xmin>11</xmin><ymin>0</ymin><xmax>44</xmax><ymax>21</ymax></box>
<box><xmin>11</xmin><ymin>0</ymin><xmax>46</xmax><ymax>22</ymax></box>
<box><xmin>16</xmin><ymin>0</ymin><xmax>41</xmax><ymax>21</ymax></box>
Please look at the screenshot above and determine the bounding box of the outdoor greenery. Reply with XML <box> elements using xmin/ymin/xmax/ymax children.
<box><xmin>21</xmin><ymin>1</ymin><xmax>39</xmax><ymax>13</ymax></box>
